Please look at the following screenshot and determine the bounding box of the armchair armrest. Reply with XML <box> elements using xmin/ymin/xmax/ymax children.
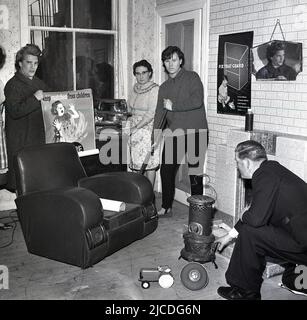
<box><xmin>16</xmin><ymin>187</ymin><xmax>104</xmax><ymax>233</ymax></box>
<box><xmin>78</xmin><ymin>172</ymin><xmax>154</xmax><ymax>205</ymax></box>
<box><xmin>15</xmin><ymin>187</ymin><xmax>108</xmax><ymax>268</ymax></box>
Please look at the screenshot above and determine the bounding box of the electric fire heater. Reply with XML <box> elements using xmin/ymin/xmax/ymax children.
<box><xmin>180</xmin><ymin>195</ymin><xmax>217</xmax><ymax>267</ymax></box>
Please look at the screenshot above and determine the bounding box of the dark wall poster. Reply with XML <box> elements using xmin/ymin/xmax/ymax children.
<box><xmin>217</xmin><ymin>31</ymin><xmax>254</xmax><ymax>115</ymax></box>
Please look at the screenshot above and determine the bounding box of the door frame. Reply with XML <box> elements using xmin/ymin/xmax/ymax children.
<box><xmin>155</xmin><ymin>0</ymin><xmax>209</xmax><ymax>97</ymax></box>
<box><xmin>161</xmin><ymin>10</ymin><xmax>202</xmax><ymax>81</ymax></box>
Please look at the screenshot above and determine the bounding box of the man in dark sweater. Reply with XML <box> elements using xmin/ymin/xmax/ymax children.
<box><xmin>216</xmin><ymin>140</ymin><xmax>307</xmax><ymax>300</ymax></box>
<box><xmin>152</xmin><ymin>46</ymin><xmax>208</xmax><ymax>217</ymax></box>
<box><xmin>4</xmin><ymin>44</ymin><xmax>48</xmax><ymax>191</ymax></box>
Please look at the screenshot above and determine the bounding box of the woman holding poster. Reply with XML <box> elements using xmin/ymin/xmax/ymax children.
<box><xmin>4</xmin><ymin>44</ymin><xmax>48</xmax><ymax>191</ymax></box>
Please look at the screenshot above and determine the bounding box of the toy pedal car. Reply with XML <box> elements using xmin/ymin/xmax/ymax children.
<box><xmin>139</xmin><ymin>266</ymin><xmax>174</xmax><ymax>289</ymax></box>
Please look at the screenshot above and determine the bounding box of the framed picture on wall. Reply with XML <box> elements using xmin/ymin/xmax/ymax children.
<box><xmin>251</xmin><ymin>40</ymin><xmax>303</xmax><ymax>81</ymax></box>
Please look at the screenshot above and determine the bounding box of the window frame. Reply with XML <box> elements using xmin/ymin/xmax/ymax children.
<box><xmin>19</xmin><ymin>0</ymin><xmax>127</xmax><ymax>98</ymax></box>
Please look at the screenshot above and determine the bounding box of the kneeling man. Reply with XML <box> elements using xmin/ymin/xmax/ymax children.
<box><xmin>216</xmin><ymin>140</ymin><xmax>307</xmax><ymax>300</ymax></box>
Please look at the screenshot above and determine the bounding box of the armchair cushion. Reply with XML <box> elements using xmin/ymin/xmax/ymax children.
<box><xmin>78</xmin><ymin>172</ymin><xmax>154</xmax><ymax>205</ymax></box>
<box><xmin>103</xmin><ymin>204</ymin><xmax>143</xmax><ymax>229</ymax></box>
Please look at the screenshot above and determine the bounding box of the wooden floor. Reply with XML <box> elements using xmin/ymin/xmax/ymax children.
<box><xmin>0</xmin><ymin>193</ymin><xmax>306</xmax><ymax>300</ymax></box>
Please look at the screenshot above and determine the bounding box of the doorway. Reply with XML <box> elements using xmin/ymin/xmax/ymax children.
<box><xmin>160</xmin><ymin>10</ymin><xmax>202</xmax><ymax>82</ymax></box>
<box><xmin>155</xmin><ymin>1</ymin><xmax>209</xmax><ymax>202</ymax></box>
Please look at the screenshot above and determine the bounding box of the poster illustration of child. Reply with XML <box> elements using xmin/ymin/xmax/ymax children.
<box><xmin>217</xmin><ymin>75</ymin><xmax>235</xmax><ymax>110</ymax></box>
<box><xmin>41</xmin><ymin>89</ymin><xmax>96</xmax><ymax>152</ymax></box>
<box><xmin>51</xmin><ymin>101</ymin><xmax>78</xmax><ymax>142</ymax></box>
<box><xmin>50</xmin><ymin>100</ymin><xmax>88</xmax><ymax>143</ymax></box>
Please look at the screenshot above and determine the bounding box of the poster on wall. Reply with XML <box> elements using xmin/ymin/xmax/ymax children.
<box><xmin>41</xmin><ymin>89</ymin><xmax>96</xmax><ymax>152</ymax></box>
<box><xmin>217</xmin><ymin>31</ymin><xmax>254</xmax><ymax>115</ymax></box>
<box><xmin>251</xmin><ymin>40</ymin><xmax>303</xmax><ymax>81</ymax></box>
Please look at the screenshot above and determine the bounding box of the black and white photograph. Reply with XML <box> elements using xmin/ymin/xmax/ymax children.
<box><xmin>1</xmin><ymin>0</ymin><xmax>307</xmax><ymax>306</ymax></box>
<box><xmin>252</xmin><ymin>40</ymin><xmax>303</xmax><ymax>81</ymax></box>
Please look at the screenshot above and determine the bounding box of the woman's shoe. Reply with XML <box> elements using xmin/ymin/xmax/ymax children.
<box><xmin>157</xmin><ymin>208</ymin><xmax>173</xmax><ymax>218</ymax></box>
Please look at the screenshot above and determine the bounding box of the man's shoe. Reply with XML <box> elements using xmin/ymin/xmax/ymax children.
<box><xmin>217</xmin><ymin>286</ymin><xmax>261</xmax><ymax>300</ymax></box>
<box><xmin>279</xmin><ymin>282</ymin><xmax>307</xmax><ymax>297</ymax></box>
<box><xmin>280</xmin><ymin>264</ymin><xmax>307</xmax><ymax>296</ymax></box>
<box><xmin>157</xmin><ymin>208</ymin><xmax>173</xmax><ymax>218</ymax></box>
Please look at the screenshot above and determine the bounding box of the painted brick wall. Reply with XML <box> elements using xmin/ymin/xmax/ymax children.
<box><xmin>207</xmin><ymin>0</ymin><xmax>307</xmax><ymax>187</ymax></box>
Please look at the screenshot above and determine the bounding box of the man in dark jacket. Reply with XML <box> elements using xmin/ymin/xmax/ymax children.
<box><xmin>4</xmin><ymin>44</ymin><xmax>48</xmax><ymax>191</ymax></box>
<box><xmin>152</xmin><ymin>46</ymin><xmax>208</xmax><ymax>217</ymax></box>
<box><xmin>217</xmin><ymin>140</ymin><xmax>307</xmax><ymax>300</ymax></box>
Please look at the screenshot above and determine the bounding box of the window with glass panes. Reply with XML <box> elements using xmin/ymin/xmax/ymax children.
<box><xmin>25</xmin><ymin>0</ymin><xmax>116</xmax><ymax>108</ymax></box>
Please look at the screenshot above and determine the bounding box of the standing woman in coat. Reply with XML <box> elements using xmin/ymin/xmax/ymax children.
<box><xmin>126</xmin><ymin>60</ymin><xmax>160</xmax><ymax>186</ymax></box>
<box><xmin>4</xmin><ymin>44</ymin><xmax>48</xmax><ymax>191</ymax></box>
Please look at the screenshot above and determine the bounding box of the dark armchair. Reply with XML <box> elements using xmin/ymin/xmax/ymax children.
<box><xmin>14</xmin><ymin>142</ymin><xmax>158</xmax><ymax>269</ymax></box>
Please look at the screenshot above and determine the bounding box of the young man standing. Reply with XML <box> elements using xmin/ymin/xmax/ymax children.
<box><xmin>152</xmin><ymin>46</ymin><xmax>208</xmax><ymax>217</ymax></box>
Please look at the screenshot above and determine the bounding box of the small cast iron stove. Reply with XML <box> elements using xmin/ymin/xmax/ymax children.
<box><xmin>180</xmin><ymin>195</ymin><xmax>218</xmax><ymax>268</ymax></box>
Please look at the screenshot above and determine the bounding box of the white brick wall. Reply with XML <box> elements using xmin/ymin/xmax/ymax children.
<box><xmin>207</xmin><ymin>0</ymin><xmax>307</xmax><ymax>190</ymax></box>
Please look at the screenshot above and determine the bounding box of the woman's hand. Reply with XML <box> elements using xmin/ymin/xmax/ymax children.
<box><xmin>130</xmin><ymin>127</ymin><xmax>138</xmax><ymax>136</ymax></box>
<box><xmin>122</xmin><ymin>125</ymin><xmax>137</xmax><ymax>136</ymax></box>
<box><xmin>34</xmin><ymin>90</ymin><xmax>44</xmax><ymax>101</ymax></box>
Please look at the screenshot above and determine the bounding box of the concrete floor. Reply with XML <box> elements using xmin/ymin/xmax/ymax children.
<box><xmin>0</xmin><ymin>193</ymin><xmax>306</xmax><ymax>300</ymax></box>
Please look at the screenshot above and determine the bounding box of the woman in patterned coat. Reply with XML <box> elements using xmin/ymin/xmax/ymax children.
<box><xmin>126</xmin><ymin>60</ymin><xmax>160</xmax><ymax>186</ymax></box>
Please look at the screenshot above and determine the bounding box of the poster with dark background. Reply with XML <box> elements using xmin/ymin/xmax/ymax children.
<box><xmin>217</xmin><ymin>31</ymin><xmax>254</xmax><ymax>115</ymax></box>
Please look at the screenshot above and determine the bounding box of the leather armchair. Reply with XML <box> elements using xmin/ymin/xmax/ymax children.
<box><xmin>14</xmin><ymin>142</ymin><xmax>158</xmax><ymax>268</ymax></box>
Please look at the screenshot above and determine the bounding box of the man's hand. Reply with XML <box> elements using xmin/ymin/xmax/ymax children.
<box><xmin>214</xmin><ymin>233</ymin><xmax>235</xmax><ymax>252</ymax></box>
<box><xmin>239</xmin><ymin>204</ymin><xmax>251</xmax><ymax>220</ymax></box>
<box><xmin>163</xmin><ymin>99</ymin><xmax>173</xmax><ymax>111</ymax></box>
